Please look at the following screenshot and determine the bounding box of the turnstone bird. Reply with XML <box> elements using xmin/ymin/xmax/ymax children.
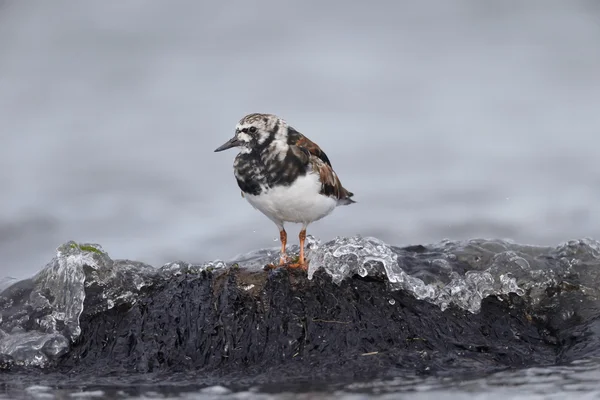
<box><xmin>215</xmin><ymin>113</ymin><xmax>355</xmax><ymax>271</ymax></box>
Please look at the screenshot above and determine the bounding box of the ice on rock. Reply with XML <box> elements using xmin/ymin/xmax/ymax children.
<box><xmin>202</xmin><ymin>260</ymin><xmax>227</xmax><ymax>271</ymax></box>
<box><xmin>308</xmin><ymin>236</ymin><xmax>434</xmax><ymax>300</ymax></box>
<box><xmin>307</xmin><ymin>236</ymin><xmax>395</xmax><ymax>284</ymax></box>
<box><xmin>160</xmin><ymin>261</ymin><xmax>188</xmax><ymax>276</ymax></box>
<box><xmin>159</xmin><ymin>260</ymin><xmax>227</xmax><ymax>276</ymax></box>
<box><xmin>0</xmin><ymin>328</ymin><xmax>72</xmax><ymax>369</ymax></box>
<box><xmin>79</xmin><ymin>257</ymin><xmax>158</xmax><ymax>315</ymax></box>
<box><xmin>0</xmin><ymin>239</ymin><xmax>237</xmax><ymax>369</ymax></box>
<box><xmin>36</xmin><ymin>242</ymin><xmax>110</xmax><ymax>339</ymax></box>
<box><xmin>306</xmin><ymin>236</ymin><xmax>535</xmax><ymax>313</ymax></box>
<box><xmin>0</xmin><ymin>241</ymin><xmax>159</xmax><ymax>367</ymax></box>
<box><xmin>228</xmin><ymin>248</ymin><xmax>281</xmax><ymax>271</ymax></box>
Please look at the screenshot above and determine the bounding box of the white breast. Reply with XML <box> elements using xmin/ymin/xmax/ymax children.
<box><xmin>245</xmin><ymin>172</ymin><xmax>337</xmax><ymax>225</ymax></box>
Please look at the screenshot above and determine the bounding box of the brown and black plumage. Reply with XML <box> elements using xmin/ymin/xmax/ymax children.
<box><xmin>288</xmin><ymin>128</ymin><xmax>354</xmax><ymax>203</ymax></box>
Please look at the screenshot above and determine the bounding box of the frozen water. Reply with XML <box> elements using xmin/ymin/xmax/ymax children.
<box><xmin>307</xmin><ymin>236</ymin><xmax>393</xmax><ymax>284</ymax></box>
<box><xmin>0</xmin><ymin>241</ymin><xmax>159</xmax><ymax>367</ymax></box>
<box><xmin>227</xmin><ymin>247</ymin><xmax>284</xmax><ymax>271</ymax></box>
<box><xmin>0</xmin><ymin>331</ymin><xmax>68</xmax><ymax>367</ymax></box>
<box><xmin>160</xmin><ymin>259</ymin><xmax>227</xmax><ymax>277</ymax></box>
<box><xmin>307</xmin><ymin>235</ymin><xmax>598</xmax><ymax>313</ymax></box>
<box><xmin>30</xmin><ymin>242</ymin><xmax>99</xmax><ymax>341</ymax></box>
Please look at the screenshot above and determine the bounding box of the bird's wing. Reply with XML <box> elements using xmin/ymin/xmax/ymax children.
<box><xmin>288</xmin><ymin>126</ymin><xmax>332</xmax><ymax>166</ymax></box>
<box><xmin>288</xmin><ymin>126</ymin><xmax>354</xmax><ymax>202</ymax></box>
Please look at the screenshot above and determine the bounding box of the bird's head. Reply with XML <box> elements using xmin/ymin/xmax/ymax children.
<box><xmin>214</xmin><ymin>113</ymin><xmax>288</xmax><ymax>155</ymax></box>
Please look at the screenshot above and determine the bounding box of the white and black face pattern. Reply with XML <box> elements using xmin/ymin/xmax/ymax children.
<box><xmin>235</xmin><ymin>113</ymin><xmax>288</xmax><ymax>154</ymax></box>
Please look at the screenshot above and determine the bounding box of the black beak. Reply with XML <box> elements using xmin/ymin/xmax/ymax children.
<box><xmin>214</xmin><ymin>136</ymin><xmax>241</xmax><ymax>152</ymax></box>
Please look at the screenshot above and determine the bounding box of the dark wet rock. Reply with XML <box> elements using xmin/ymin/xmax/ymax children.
<box><xmin>61</xmin><ymin>267</ymin><xmax>555</xmax><ymax>383</ymax></box>
<box><xmin>2</xmin><ymin>237</ymin><xmax>600</xmax><ymax>385</ymax></box>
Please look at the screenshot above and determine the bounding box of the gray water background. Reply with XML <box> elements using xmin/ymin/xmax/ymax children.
<box><xmin>1</xmin><ymin>0</ymin><xmax>599</xmax><ymax>283</ymax></box>
<box><xmin>2</xmin><ymin>1</ymin><xmax>600</xmax><ymax>398</ymax></box>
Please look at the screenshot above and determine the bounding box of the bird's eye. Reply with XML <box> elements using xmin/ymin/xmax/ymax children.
<box><xmin>249</xmin><ymin>126</ymin><xmax>257</xmax><ymax>133</ymax></box>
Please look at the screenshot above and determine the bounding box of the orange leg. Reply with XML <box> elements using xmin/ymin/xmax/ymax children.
<box><xmin>298</xmin><ymin>228</ymin><xmax>306</xmax><ymax>266</ymax></box>
<box><xmin>279</xmin><ymin>229</ymin><xmax>288</xmax><ymax>266</ymax></box>
<box><xmin>288</xmin><ymin>228</ymin><xmax>308</xmax><ymax>271</ymax></box>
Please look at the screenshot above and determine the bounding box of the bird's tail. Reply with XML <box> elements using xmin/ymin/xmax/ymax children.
<box><xmin>337</xmin><ymin>190</ymin><xmax>356</xmax><ymax>206</ymax></box>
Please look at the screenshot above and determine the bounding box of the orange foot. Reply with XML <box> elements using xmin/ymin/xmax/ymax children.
<box><xmin>279</xmin><ymin>254</ymin><xmax>293</xmax><ymax>266</ymax></box>
<box><xmin>287</xmin><ymin>260</ymin><xmax>309</xmax><ymax>272</ymax></box>
<box><xmin>265</xmin><ymin>260</ymin><xmax>308</xmax><ymax>272</ymax></box>
<box><xmin>264</xmin><ymin>255</ymin><xmax>291</xmax><ymax>271</ymax></box>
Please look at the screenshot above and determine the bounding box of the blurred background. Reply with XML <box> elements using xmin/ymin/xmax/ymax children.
<box><xmin>1</xmin><ymin>0</ymin><xmax>599</xmax><ymax>280</ymax></box>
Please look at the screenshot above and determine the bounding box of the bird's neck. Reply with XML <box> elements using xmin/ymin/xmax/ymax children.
<box><xmin>263</xmin><ymin>138</ymin><xmax>289</xmax><ymax>162</ymax></box>
<box><xmin>244</xmin><ymin>135</ymin><xmax>289</xmax><ymax>163</ymax></box>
